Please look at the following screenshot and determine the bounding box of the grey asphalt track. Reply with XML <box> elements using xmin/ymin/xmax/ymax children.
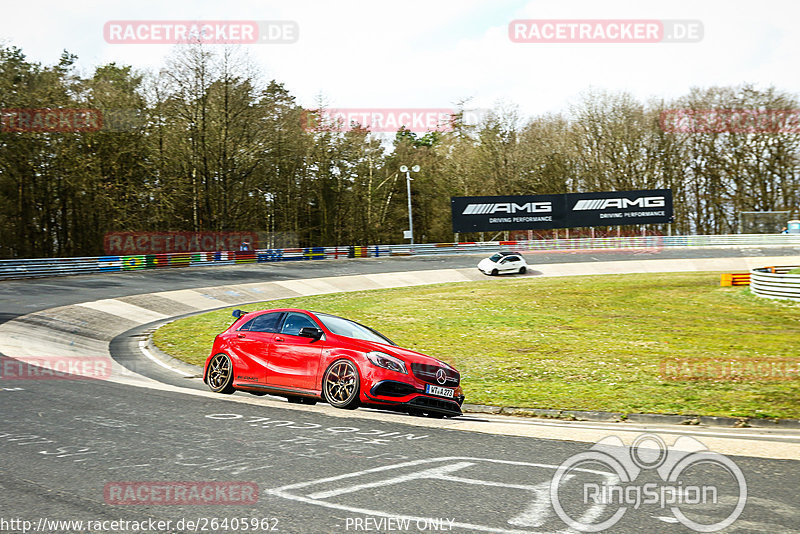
<box><xmin>1</xmin><ymin>247</ymin><xmax>799</xmax><ymax>533</ymax></box>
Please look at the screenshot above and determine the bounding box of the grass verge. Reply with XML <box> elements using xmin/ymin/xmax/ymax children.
<box><xmin>153</xmin><ymin>272</ymin><xmax>800</xmax><ymax>419</ymax></box>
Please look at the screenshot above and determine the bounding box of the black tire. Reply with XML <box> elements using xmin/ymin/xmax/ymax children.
<box><xmin>519</xmin><ymin>266</ymin><xmax>526</xmax><ymax>274</ymax></box>
<box><xmin>322</xmin><ymin>359</ymin><xmax>360</xmax><ymax>409</ymax></box>
<box><xmin>206</xmin><ymin>353</ymin><xmax>235</xmax><ymax>394</ymax></box>
<box><xmin>491</xmin><ymin>269</ymin><xmax>498</xmax><ymax>276</ymax></box>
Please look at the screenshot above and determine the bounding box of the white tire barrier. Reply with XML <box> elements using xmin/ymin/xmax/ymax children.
<box><xmin>751</xmin><ymin>266</ymin><xmax>800</xmax><ymax>302</ymax></box>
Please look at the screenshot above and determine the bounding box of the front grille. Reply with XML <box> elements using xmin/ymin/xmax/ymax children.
<box><xmin>410</xmin><ymin>363</ymin><xmax>460</xmax><ymax>387</ymax></box>
<box><xmin>371</xmin><ymin>381</ymin><xmax>417</xmax><ymax>398</ymax></box>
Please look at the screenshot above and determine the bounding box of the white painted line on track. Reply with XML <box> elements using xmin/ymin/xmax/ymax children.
<box><xmin>137</xmin><ymin>339</ymin><xmax>195</xmax><ymax>378</ymax></box>
<box><xmin>269</xmin><ymin>457</ymin><xmax>609</xmax><ymax>534</ymax></box>
<box><xmin>464</xmin><ymin>416</ymin><xmax>800</xmax><ymax>441</ymax></box>
<box><xmin>306</xmin><ymin>462</ymin><xmax>476</xmax><ymax>500</ymax></box>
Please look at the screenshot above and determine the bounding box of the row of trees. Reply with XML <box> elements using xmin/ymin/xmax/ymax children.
<box><xmin>1</xmin><ymin>44</ymin><xmax>798</xmax><ymax>258</ymax></box>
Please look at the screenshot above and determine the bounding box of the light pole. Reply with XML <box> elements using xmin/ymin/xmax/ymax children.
<box><xmin>400</xmin><ymin>165</ymin><xmax>420</xmax><ymax>250</ymax></box>
<box><xmin>255</xmin><ymin>188</ymin><xmax>275</xmax><ymax>248</ymax></box>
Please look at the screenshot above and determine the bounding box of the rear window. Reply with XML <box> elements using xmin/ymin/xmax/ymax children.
<box><xmin>238</xmin><ymin>312</ymin><xmax>283</xmax><ymax>333</ymax></box>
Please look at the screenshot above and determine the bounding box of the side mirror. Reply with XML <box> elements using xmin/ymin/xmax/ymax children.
<box><xmin>298</xmin><ymin>327</ymin><xmax>323</xmax><ymax>340</ymax></box>
<box><xmin>232</xmin><ymin>309</ymin><xmax>244</xmax><ymax>319</ymax></box>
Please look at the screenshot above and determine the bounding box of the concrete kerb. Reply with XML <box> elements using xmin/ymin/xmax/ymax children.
<box><xmin>460</xmin><ymin>403</ymin><xmax>800</xmax><ymax>428</ymax></box>
<box><xmin>745</xmin><ymin>417</ymin><xmax>800</xmax><ymax>429</ymax></box>
<box><xmin>144</xmin><ymin>329</ymin><xmax>205</xmax><ymax>378</ymax></box>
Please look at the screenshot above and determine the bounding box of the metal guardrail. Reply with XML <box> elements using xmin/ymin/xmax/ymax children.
<box><xmin>1</xmin><ymin>234</ymin><xmax>799</xmax><ymax>281</ymax></box>
<box><xmin>720</xmin><ymin>272</ymin><xmax>751</xmax><ymax>286</ymax></box>
<box><xmin>751</xmin><ymin>265</ymin><xmax>800</xmax><ymax>301</ymax></box>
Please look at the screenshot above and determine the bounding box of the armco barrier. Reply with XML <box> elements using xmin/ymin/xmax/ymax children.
<box><xmin>720</xmin><ymin>273</ymin><xmax>751</xmax><ymax>286</ymax></box>
<box><xmin>1</xmin><ymin>234</ymin><xmax>799</xmax><ymax>280</ymax></box>
<box><xmin>751</xmin><ymin>265</ymin><xmax>800</xmax><ymax>301</ymax></box>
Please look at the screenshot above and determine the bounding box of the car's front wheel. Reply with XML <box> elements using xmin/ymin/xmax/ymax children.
<box><xmin>322</xmin><ymin>359</ymin><xmax>360</xmax><ymax>409</ymax></box>
<box><xmin>519</xmin><ymin>266</ymin><xmax>527</xmax><ymax>274</ymax></box>
<box><xmin>206</xmin><ymin>353</ymin><xmax>235</xmax><ymax>394</ymax></box>
<box><xmin>491</xmin><ymin>268</ymin><xmax>498</xmax><ymax>276</ymax></box>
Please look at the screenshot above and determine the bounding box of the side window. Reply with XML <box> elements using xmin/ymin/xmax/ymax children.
<box><xmin>249</xmin><ymin>312</ymin><xmax>283</xmax><ymax>333</ymax></box>
<box><xmin>280</xmin><ymin>312</ymin><xmax>318</xmax><ymax>336</ymax></box>
<box><xmin>237</xmin><ymin>317</ymin><xmax>257</xmax><ymax>331</ymax></box>
<box><xmin>507</xmin><ymin>256</ymin><xmax>519</xmax><ymax>262</ymax></box>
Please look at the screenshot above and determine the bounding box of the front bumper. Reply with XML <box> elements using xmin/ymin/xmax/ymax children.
<box><xmin>366</xmin><ymin>380</ymin><xmax>464</xmax><ymax>416</ymax></box>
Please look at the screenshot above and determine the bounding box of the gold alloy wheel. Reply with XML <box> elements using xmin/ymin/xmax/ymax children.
<box><xmin>207</xmin><ymin>353</ymin><xmax>235</xmax><ymax>394</ymax></box>
<box><xmin>323</xmin><ymin>359</ymin><xmax>359</xmax><ymax>409</ymax></box>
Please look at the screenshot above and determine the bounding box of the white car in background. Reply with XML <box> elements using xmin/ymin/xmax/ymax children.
<box><xmin>478</xmin><ymin>252</ymin><xmax>528</xmax><ymax>276</ymax></box>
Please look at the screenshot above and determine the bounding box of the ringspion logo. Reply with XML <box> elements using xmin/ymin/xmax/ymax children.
<box><xmin>551</xmin><ymin>434</ymin><xmax>746</xmax><ymax>532</ymax></box>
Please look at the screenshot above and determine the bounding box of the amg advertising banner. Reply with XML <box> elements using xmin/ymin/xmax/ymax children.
<box><xmin>451</xmin><ymin>189</ymin><xmax>673</xmax><ymax>232</ymax></box>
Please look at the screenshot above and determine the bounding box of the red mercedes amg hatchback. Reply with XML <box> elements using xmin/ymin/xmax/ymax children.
<box><xmin>203</xmin><ymin>308</ymin><xmax>465</xmax><ymax>417</ymax></box>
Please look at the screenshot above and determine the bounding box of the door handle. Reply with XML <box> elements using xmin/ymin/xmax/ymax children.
<box><xmin>275</xmin><ymin>336</ymin><xmax>284</xmax><ymax>342</ymax></box>
<box><xmin>237</xmin><ymin>333</ymin><xmax>246</xmax><ymax>338</ymax></box>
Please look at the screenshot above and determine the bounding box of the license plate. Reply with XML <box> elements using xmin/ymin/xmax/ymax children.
<box><xmin>425</xmin><ymin>384</ymin><xmax>455</xmax><ymax>398</ymax></box>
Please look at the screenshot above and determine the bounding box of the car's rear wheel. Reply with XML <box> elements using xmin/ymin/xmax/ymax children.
<box><xmin>207</xmin><ymin>353</ymin><xmax>235</xmax><ymax>394</ymax></box>
<box><xmin>322</xmin><ymin>359</ymin><xmax>360</xmax><ymax>409</ymax></box>
<box><xmin>519</xmin><ymin>266</ymin><xmax>526</xmax><ymax>274</ymax></box>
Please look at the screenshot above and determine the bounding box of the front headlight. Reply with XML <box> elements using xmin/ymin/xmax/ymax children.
<box><xmin>366</xmin><ymin>351</ymin><xmax>408</xmax><ymax>374</ymax></box>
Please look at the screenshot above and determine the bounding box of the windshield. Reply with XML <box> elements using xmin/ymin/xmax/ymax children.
<box><xmin>315</xmin><ymin>313</ymin><xmax>396</xmax><ymax>345</ymax></box>
<box><xmin>489</xmin><ymin>253</ymin><xmax>503</xmax><ymax>262</ymax></box>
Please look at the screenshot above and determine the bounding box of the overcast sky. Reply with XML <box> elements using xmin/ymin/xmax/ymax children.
<box><xmin>2</xmin><ymin>0</ymin><xmax>799</xmax><ymax>120</ymax></box>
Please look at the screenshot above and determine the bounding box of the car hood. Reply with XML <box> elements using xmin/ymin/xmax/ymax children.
<box><xmin>478</xmin><ymin>258</ymin><xmax>496</xmax><ymax>268</ymax></box>
<box><xmin>335</xmin><ymin>336</ymin><xmax>455</xmax><ymax>369</ymax></box>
